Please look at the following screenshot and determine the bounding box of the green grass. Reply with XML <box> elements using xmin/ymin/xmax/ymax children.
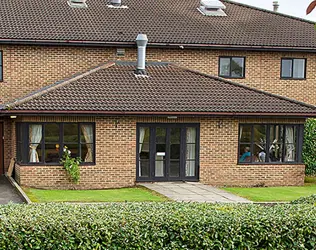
<box><xmin>23</xmin><ymin>186</ymin><xmax>168</xmax><ymax>203</ymax></box>
<box><xmin>223</xmin><ymin>178</ymin><xmax>316</xmax><ymax>202</ymax></box>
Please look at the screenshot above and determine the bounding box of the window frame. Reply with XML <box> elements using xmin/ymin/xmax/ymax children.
<box><xmin>280</xmin><ymin>58</ymin><xmax>307</xmax><ymax>80</ymax></box>
<box><xmin>238</xmin><ymin>123</ymin><xmax>304</xmax><ymax>165</ymax></box>
<box><xmin>0</xmin><ymin>51</ymin><xmax>3</xmax><ymax>82</ymax></box>
<box><xmin>218</xmin><ymin>56</ymin><xmax>246</xmax><ymax>79</ymax></box>
<box><xmin>16</xmin><ymin>122</ymin><xmax>96</xmax><ymax>166</ymax></box>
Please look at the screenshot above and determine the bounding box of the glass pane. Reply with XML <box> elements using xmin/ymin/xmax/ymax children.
<box><xmin>170</xmin><ymin>161</ymin><xmax>180</xmax><ymax>177</ymax></box>
<box><xmin>81</xmin><ymin>144</ymin><xmax>94</xmax><ymax>162</ymax></box>
<box><xmin>240</xmin><ymin>125</ymin><xmax>251</xmax><ymax>143</ymax></box>
<box><xmin>29</xmin><ymin>143</ymin><xmax>42</xmax><ymax>163</ymax></box>
<box><xmin>284</xmin><ymin>126</ymin><xmax>297</xmax><ymax>162</ymax></box>
<box><xmin>139</xmin><ymin>127</ymin><xmax>150</xmax><ymax>144</ymax></box>
<box><xmin>29</xmin><ymin>124</ymin><xmax>43</xmax><ymax>143</ymax></box>
<box><xmin>254</xmin><ymin>144</ymin><xmax>266</xmax><ymax>162</ymax></box>
<box><xmin>253</xmin><ymin>125</ymin><xmax>266</xmax><ymax>162</ymax></box>
<box><xmin>80</xmin><ymin>124</ymin><xmax>94</xmax><ymax>143</ymax></box>
<box><xmin>64</xmin><ymin>144</ymin><xmax>79</xmax><ymax>158</ymax></box>
<box><xmin>186</xmin><ymin>127</ymin><xmax>196</xmax><ymax>143</ymax></box>
<box><xmin>293</xmin><ymin>59</ymin><xmax>305</xmax><ymax>78</ymax></box>
<box><xmin>156</xmin><ymin>128</ymin><xmax>166</xmax><ymax>143</ymax></box>
<box><xmin>155</xmin><ymin>160</ymin><xmax>165</xmax><ymax>177</ymax></box>
<box><xmin>219</xmin><ymin>58</ymin><xmax>230</xmax><ymax>76</ymax></box>
<box><xmin>186</xmin><ymin>144</ymin><xmax>196</xmax><ymax>160</ymax></box>
<box><xmin>239</xmin><ymin>144</ymin><xmax>251</xmax><ymax>163</ymax></box>
<box><xmin>139</xmin><ymin>160</ymin><xmax>149</xmax><ymax>177</ymax></box>
<box><xmin>156</xmin><ymin>144</ymin><xmax>166</xmax><ymax>152</ymax></box>
<box><xmin>45</xmin><ymin>124</ymin><xmax>59</xmax><ymax>143</ymax></box>
<box><xmin>64</xmin><ymin>124</ymin><xmax>78</xmax><ymax>143</ymax></box>
<box><xmin>269</xmin><ymin>125</ymin><xmax>284</xmax><ymax>162</ymax></box>
<box><xmin>139</xmin><ymin>143</ymin><xmax>150</xmax><ymax>159</ymax></box>
<box><xmin>281</xmin><ymin>59</ymin><xmax>292</xmax><ymax>78</ymax></box>
<box><xmin>45</xmin><ymin>144</ymin><xmax>60</xmax><ymax>163</ymax></box>
<box><xmin>186</xmin><ymin>161</ymin><xmax>195</xmax><ymax>177</ymax></box>
<box><xmin>231</xmin><ymin>57</ymin><xmax>244</xmax><ymax>77</ymax></box>
<box><xmin>170</xmin><ymin>128</ymin><xmax>181</xmax><ymax>144</ymax></box>
<box><xmin>170</xmin><ymin>144</ymin><xmax>180</xmax><ymax>159</ymax></box>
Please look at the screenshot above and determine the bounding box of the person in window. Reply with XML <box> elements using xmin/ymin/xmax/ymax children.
<box><xmin>240</xmin><ymin>147</ymin><xmax>251</xmax><ymax>162</ymax></box>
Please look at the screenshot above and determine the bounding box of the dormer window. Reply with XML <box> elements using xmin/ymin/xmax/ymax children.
<box><xmin>67</xmin><ymin>0</ymin><xmax>88</xmax><ymax>8</ymax></box>
<box><xmin>198</xmin><ymin>0</ymin><xmax>227</xmax><ymax>16</ymax></box>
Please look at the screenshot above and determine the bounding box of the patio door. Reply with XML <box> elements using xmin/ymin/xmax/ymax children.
<box><xmin>137</xmin><ymin>123</ymin><xmax>199</xmax><ymax>181</ymax></box>
<box><xmin>0</xmin><ymin>122</ymin><xmax>3</xmax><ymax>175</ymax></box>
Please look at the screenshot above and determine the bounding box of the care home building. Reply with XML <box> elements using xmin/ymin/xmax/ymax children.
<box><xmin>1</xmin><ymin>0</ymin><xmax>316</xmax><ymax>189</ymax></box>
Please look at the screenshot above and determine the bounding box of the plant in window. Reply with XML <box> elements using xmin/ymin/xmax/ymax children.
<box><xmin>60</xmin><ymin>146</ymin><xmax>81</xmax><ymax>183</ymax></box>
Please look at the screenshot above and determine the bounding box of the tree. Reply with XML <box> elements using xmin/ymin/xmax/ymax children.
<box><xmin>307</xmin><ymin>1</ymin><xmax>316</xmax><ymax>14</ymax></box>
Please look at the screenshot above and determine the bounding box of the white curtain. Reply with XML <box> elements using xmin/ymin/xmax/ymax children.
<box><xmin>285</xmin><ymin>126</ymin><xmax>295</xmax><ymax>162</ymax></box>
<box><xmin>81</xmin><ymin>125</ymin><xmax>94</xmax><ymax>162</ymax></box>
<box><xmin>29</xmin><ymin>125</ymin><xmax>42</xmax><ymax>163</ymax></box>
<box><xmin>138</xmin><ymin>127</ymin><xmax>145</xmax><ymax>176</ymax></box>
<box><xmin>186</xmin><ymin>128</ymin><xmax>196</xmax><ymax>177</ymax></box>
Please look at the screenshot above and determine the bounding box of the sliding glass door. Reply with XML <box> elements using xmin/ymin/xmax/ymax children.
<box><xmin>137</xmin><ymin>123</ymin><xmax>199</xmax><ymax>181</ymax></box>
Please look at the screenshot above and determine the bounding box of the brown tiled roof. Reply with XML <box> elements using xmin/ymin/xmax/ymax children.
<box><xmin>0</xmin><ymin>0</ymin><xmax>316</xmax><ymax>49</ymax></box>
<box><xmin>5</xmin><ymin>62</ymin><xmax>316</xmax><ymax>116</ymax></box>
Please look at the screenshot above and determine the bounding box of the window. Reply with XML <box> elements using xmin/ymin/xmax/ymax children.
<box><xmin>219</xmin><ymin>57</ymin><xmax>245</xmax><ymax>78</ymax></box>
<box><xmin>281</xmin><ymin>58</ymin><xmax>306</xmax><ymax>79</ymax></box>
<box><xmin>16</xmin><ymin>123</ymin><xmax>95</xmax><ymax>165</ymax></box>
<box><xmin>238</xmin><ymin>124</ymin><xmax>304</xmax><ymax>164</ymax></box>
<box><xmin>0</xmin><ymin>51</ymin><xmax>2</xmax><ymax>81</ymax></box>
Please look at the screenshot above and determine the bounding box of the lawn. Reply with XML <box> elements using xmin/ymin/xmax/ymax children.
<box><xmin>23</xmin><ymin>186</ymin><xmax>168</xmax><ymax>203</ymax></box>
<box><xmin>223</xmin><ymin>177</ymin><xmax>316</xmax><ymax>202</ymax></box>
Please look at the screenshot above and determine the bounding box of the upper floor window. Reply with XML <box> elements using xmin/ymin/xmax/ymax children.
<box><xmin>219</xmin><ymin>57</ymin><xmax>245</xmax><ymax>78</ymax></box>
<box><xmin>281</xmin><ymin>58</ymin><xmax>306</xmax><ymax>79</ymax></box>
<box><xmin>16</xmin><ymin>122</ymin><xmax>95</xmax><ymax>165</ymax></box>
<box><xmin>239</xmin><ymin>124</ymin><xmax>304</xmax><ymax>164</ymax></box>
<box><xmin>0</xmin><ymin>51</ymin><xmax>2</xmax><ymax>81</ymax></box>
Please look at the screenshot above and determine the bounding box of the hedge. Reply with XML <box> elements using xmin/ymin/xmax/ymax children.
<box><xmin>0</xmin><ymin>203</ymin><xmax>315</xmax><ymax>249</ymax></box>
<box><xmin>291</xmin><ymin>194</ymin><xmax>316</xmax><ymax>205</ymax></box>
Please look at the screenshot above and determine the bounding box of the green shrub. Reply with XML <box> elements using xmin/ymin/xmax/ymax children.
<box><xmin>291</xmin><ymin>194</ymin><xmax>316</xmax><ymax>205</ymax></box>
<box><xmin>303</xmin><ymin>119</ymin><xmax>316</xmax><ymax>176</ymax></box>
<box><xmin>0</xmin><ymin>203</ymin><xmax>315</xmax><ymax>249</ymax></box>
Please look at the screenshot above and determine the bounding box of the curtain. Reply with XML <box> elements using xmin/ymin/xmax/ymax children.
<box><xmin>138</xmin><ymin>127</ymin><xmax>145</xmax><ymax>176</ymax></box>
<box><xmin>186</xmin><ymin>128</ymin><xmax>196</xmax><ymax>177</ymax></box>
<box><xmin>285</xmin><ymin>126</ymin><xmax>295</xmax><ymax>161</ymax></box>
<box><xmin>29</xmin><ymin>124</ymin><xmax>42</xmax><ymax>163</ymax></box>
<box><xmin>81</xmin><ymin>124</ymin><xmax>94</xmax><ymax>162</ymax></box>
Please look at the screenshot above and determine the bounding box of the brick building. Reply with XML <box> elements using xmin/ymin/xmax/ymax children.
<box><xmin>1</xmin><ymin>0</ymin><xmax>316</xmax><ymax>188</ymax></box>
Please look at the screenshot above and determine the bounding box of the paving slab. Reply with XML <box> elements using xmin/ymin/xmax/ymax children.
<box><xmin>0</xmin><ymin>176</ymin><xmax>24</xmax><ymax>204</ymax></box>
<box><xmin>140</xmin><ymin>182</ymin><xmax>252</xmax><ymax>203</ymax></box>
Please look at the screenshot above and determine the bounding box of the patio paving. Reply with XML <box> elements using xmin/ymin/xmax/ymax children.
<box><xmin>0</xmin><ymin>176</ymin><xmax>24</xmax><ymax>204</ymax></box>
<box><xmin>140</xmin><ymin>182</ymin><xmax>251</xmax><ymax>203</ymax></box>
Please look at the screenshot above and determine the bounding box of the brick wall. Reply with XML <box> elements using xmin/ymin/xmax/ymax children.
<box><xmin>6</xmin><ymin>116</ymin><xmax>306</xmax><ymax>189</ymax></box>
<box><xmin>0</xmin><ymin>45</ymin><xmax>315</xmax><ymax>106</ymax></box>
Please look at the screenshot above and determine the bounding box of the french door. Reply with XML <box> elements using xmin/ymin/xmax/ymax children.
<box><xmin>136</xmin><ymin>123</ymin><xmax>199</xmax><ymax>181</ymax></box>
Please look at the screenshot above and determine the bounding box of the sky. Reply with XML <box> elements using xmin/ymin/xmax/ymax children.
<box><xmin>233</xmin><ymin>0</ymin><xmax>316</xmax><ymax>21</ymax></box>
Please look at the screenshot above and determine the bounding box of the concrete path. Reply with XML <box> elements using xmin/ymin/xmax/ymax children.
<box><xmin>0</xmin><ymin>176</ymin><xmax>24</xmax><ymax>204</ymax></box>
<box><xmin>140</xmin><ymin>182</ymin><xmax>251</xmax><ymax>203</ymax></box>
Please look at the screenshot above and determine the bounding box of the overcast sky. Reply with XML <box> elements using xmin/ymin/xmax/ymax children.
<box><xmin>233</xmin><ymin>0</ymin><xmax>316</xmax><ymax>21</ymax></box>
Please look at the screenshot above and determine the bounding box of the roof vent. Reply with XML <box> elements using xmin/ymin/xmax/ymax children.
<box><xmin>107</xmin><ymin>0</ymin><xmax>128</xmax><ymax>9</ymax></box>
<box><xmin>198</xmin><ymin>0</ymin><xmax>227</xmax><ymax>16</ymax></box>
<box><xmin>68</xmin><ymin>0</ymin><xmax>88</xmax><ymax>8</ymax></box>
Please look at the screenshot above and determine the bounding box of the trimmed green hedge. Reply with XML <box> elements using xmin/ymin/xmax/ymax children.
<box><xmin>291</xmin><ymin>194</ymin><xmax>316</xmax><ymax>205</ymax></box>
<box><xmin>0</xmin><ymin>203</ymin><xmax>315</xmax><ymax>249</ymax></box>
<box><xmin>303</xmin><ymin>119</ymin><xmax>316</xmax><ymax>176</ymax></box>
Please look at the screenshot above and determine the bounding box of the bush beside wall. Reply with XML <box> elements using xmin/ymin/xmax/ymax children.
<box><xmin>0</xmin><ymin>203</ymin><xmax>315</xmax><ymax>249</ymax></box>
<box><xmin>303</xmin><ymin>119</ymin><xmax>316</xmax><ymax>176</ymax></box>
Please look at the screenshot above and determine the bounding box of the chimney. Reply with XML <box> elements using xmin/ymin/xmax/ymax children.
<box><xmin>273</xmin><ymin>1</ymin><xmax>279</xmax><ymax>12</ymax></box>
<box><xmin>135</xmin><ymin>33</ymin><xmax>148</xmax><ymax>75</ymax></box>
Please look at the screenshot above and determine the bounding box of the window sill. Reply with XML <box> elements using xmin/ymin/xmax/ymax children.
<box><xmin>237</xmin><ymin>162</ymin><xmax>304</xmax><ymax>165</ymax></box>
<box><xmin>219</xmin><ymin>76</ymin><xmax>245</xmax><ymax>79</ymax></box>
<box><xmin>280</xmin><ymin>78</ymin><xmax>306</xmax><ymax>80</ymax></box>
